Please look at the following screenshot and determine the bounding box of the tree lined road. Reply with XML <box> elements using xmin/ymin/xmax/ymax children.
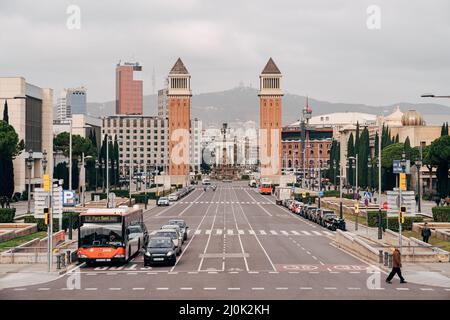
<box><xmin>1</xmin><ymin>182</ymin><xmax>449</xmax><ymax>300</ymax></box>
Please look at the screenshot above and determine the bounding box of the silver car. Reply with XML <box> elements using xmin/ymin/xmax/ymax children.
<box><xmin>168</xmin><ymin>219</ymin><xmax>188</xmax><ymax>241</ymax></box>
<box><xmin>161</xmin><ymin>224</ymin><xmax>184</xmax><ymax>244</ymax></box>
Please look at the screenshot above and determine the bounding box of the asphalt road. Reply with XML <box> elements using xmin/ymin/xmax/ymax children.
<box><xmin>1</xmin><ymin>181</ymin><xmax>449</xmax><ymax>300</ymax></box>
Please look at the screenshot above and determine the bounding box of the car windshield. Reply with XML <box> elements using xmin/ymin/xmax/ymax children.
<box><xmin>159</xmin><ymin>197</ymin><xmax>168</xmax><ymax>201</ymax></box>
<box><xmin>155</xmin><ymin>231</ymin><xmax>176</xmax><ymax>239</ymax></box>
<box><xmin>148</xmin><ymin>238</ymin><xmax>172</xmax><ymax>248</ymax></box>
<box><xmin>80</xmin><ymin>223</ymin><xmax>123</xmax><ymax>247</ymax></box>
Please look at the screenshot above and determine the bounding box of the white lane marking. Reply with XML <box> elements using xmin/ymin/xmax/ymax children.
<box><xmin>204</xmin><ymin>287</ymin><xmax>216</xmax><ymax>290</ymax></box>
<box><xmin>276</xmin><ymin>287</ymin><xmax>288</xmax><ymax>290</ymax></box>
<box><xmin>248</xmin><ymin>271</ymin><xmax>259</xmax><ymax>274</ymax></box>
<box><xmin>13</xmin><ymin>288</ymin><xmax>27</xmax><ymax>291</ymax></box>
<box><xmin>248</xmin><ymin>230</ymin><xmax>256</xmax><ymax>235</ymax></box>
<box><xmin>348</xmin><ymin>287</ymin><xmax>361</xmax><ymax>290</ymax></box>
<box><xmin>86</xmin><ymin>273</ymin><xmax>97</xmax><ymax>276</ymax></box>
<box><xmin>205</xmin><ymin>229</ymin><xmax>211</xmax><ymax>235</ymax></box>
<box><xmin>127</xmin><ymin>272</ymin><xmax>138</xmax><ymax>275</ymax></box>
<box><xmin>109</xmin><ymin>288</ymin><xmax>122</xmax><ymax>291</ymax></box>
<box><xmin>156</xmin><ymin>287</ymin><xmax>169</xmax><ymax>290</ymax></box>
<box><xmin>349</xmin><ymin>271</ymin><xmax>360</xmax><ymax>274</ymax></box>
<box><xmin>291</xmin><ymin>231</ymin><xmax>300</xmax><ymax>235</ymax></box>
<box><xmin>281</xmin><ymin>230</ymin><xmax>289</xmax><ymax>236</ymax></box>
<box><xmin>312</xmin><ymin>256</ymin><xmax>318</xmax><ymax>260</ymax></box>
<box><xmin>85</xmin><ymin>288</ymin><xmax>97</xmax><ymax>291</ymax></box>
<box><xmin>259</xmin><ymin>230</ymin><xmax>267</xmax><ymax>235</ymax></box>
<box><xmin>178</xmin><ymin>192</ymin><xmax>207</xmax><ymax>217</ymax></box>
<box><xmin>216</xmin><ymin>229</ymin><xmax>223</xmax><ymax>235</ymax></box>
<box><xmin>243</xmin><ymin>189</ymin><xmax>272</xmax><ymax>216</ymax></box>
<box><xmin>252</xmin><ymin>287</ymin><xmax>265</xmax><ymax>290</ymax></box>
<box><xmin>306</xmin><ymin>251</ymin><xmax>311</xmax><ymax>255</ymax></box>
<box><xmin>300</xmin><ymin>287</ymin><xmax>312</xmax><ymax>290</ymax></box>
<box><xmin>194</xmin><ymin>229</ymin><xmax>201</xmax><ymax>235</ymax></box>
<box><xmin>238</xmin><ymin>229</ymin><xmax>244</xmax><ymax>235</ymax></box>
<box><xmin>420</xmin><ymin>288</ymin><xmax>434</xmax><ymax>291</ymax></box>
<box><xmin>188</xmin><ymin>271</ymin><xmax>198</xmax><ymax>274</ymax></box>
<box><xmin>180</xmin><ymin>287</ymin><xmax>193</xmax><ymax>290</ymax></box>
<box><xmin>208</xmin><ymin>271</ymin><xmax>218</xmax><ymax>274</ymax></box>
<box><xmin>227</xmin><ymin>229</ymin><xmax>234</xmax><ymax>235</ymax></box>
<box><xmin>323</xmin><ymin>231</ymin><xmax>334</xmax><ymax>236</ymax></box>
<box><xmin>270</xmin><ymin>230</ymin><xmax>278</xmax><ymax>235</ymax></box>
<box><xmin>269</xmin><ymin>271</ymin><xmax>279</xmax><ymax>274</ymax></box>
<box><xmin>324</xmin><ymin>287</ymin><xmax>337</xmax><ymax>290</ymax></box>
<box><xmin>132</xmin><ymin>288</ymin><xmax>145</xmax><ymax>291</ymax></box>
<box><xmin>312</xmin><ymin>231</ymin><xmax>323</xmax><ymax>236</ymax></box>
<box><xmin>228</xmin><ymin>288</ymin><xmax>241</xmax><ymax>290</ymax></box>
<box><xmin>309</xmin><ymin>271</ymin><xmax>319</xmax><ymax>274</ymax></box>
<box><xmin>38</xmin><ymin>288</ymin><xmax>50</xmax><ymax>291</ymax></box>
<box><xmin>302</xmin><ymin>231</ymin><xmax>311</xmax><ymax>235</ymax></box>
<box><xmin>396</xmin><ymin>288</ymin><xmax>409</xmax><ymax>291</ymax></box>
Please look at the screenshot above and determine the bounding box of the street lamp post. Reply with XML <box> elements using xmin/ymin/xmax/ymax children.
<box><xmin>95</xmin><ymin>160</ymin><xmax>99</xmax><ymax>192</ymax></box>
<box><xmin>367</xmin><ymin>156</ymin><xmax>372</xmax><ymax>193</ymax></box>
<box><xmin>416</xmin><ymin>145</ymin><xmax>423</xmax><ymax>213</ymax></box>
<box><xmin>377</xmin><ymin>120</ymin><xmax>383</xmax><ymax>239</ymax></box>
<box><xmin>26</xmin><ymin>150</ymin><xmax>33</xmax><ymax>214</ymax></box>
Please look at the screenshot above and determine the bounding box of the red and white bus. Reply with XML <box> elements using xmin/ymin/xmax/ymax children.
<box><xmin>78</xmin><ymin>207</ymin><xmax>145</xmax><ymax>265</ymax></box>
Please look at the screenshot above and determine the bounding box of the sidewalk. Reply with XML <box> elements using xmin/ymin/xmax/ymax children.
<box><xmin>0</xmin><ymin>263</ymin><xmax>77</xmax><ymax>289</ymax></box>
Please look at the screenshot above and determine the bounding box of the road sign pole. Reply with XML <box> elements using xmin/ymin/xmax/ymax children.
<box><xmin>48</xmin><ymin>181</ymin><xmax>53</xmax><ymax>272</ymax></box>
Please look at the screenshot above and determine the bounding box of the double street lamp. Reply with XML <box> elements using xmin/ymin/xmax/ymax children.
<box><xmin>26</xmin><ymin>149</ymin><xmax>33</xmax><ymax>214</ymax></box>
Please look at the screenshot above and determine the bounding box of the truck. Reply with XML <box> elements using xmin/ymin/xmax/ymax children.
<box><xmin>274</xmin><ymin>186</ymin><xmax>292</xmax><ymax>205</ymax></box>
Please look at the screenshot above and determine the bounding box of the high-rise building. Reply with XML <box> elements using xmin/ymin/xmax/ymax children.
<box><xmin>158</xmin><ymin>87</ymin><xmax>169</xmax><ymax>118</ymax></box>
<box><xmin>167</xmin><ymin>58</ymin><xmax>191</xmax><ymax>184</ymax></box>
<box><xmin>116</xmin><ymin>61</ymin><xmax>143</xmax><ymax>115</ymax></box>
<box><xmin>56</xmin><ymin>87</ymin><xmax>87</xmax><ymax>121</ymax></box>
<box><xmin>0</xmin><ymin>77</ymin><xmax>53</xmax><ymax>193</ymax></box>
<box><xmin>258</xmin><ymin>58</ymin><xmax>283</xmax><ymax>177</ymax></box>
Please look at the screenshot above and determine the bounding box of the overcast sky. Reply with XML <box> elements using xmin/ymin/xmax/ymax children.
<box><xmin>1</xmin><ymin>0</ymin><xmax>449</xmax><ymax>107</ymax></box>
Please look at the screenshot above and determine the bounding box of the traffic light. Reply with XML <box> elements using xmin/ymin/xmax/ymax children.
<box><xmin>400</xmin><ymin>206</ymin><xmax>406</xmax><ymax>224</ymax></box>
<box><xmin>44</xmin><ymin>208</ymin><xmax>49</xmax><ymax>225</ymax></box>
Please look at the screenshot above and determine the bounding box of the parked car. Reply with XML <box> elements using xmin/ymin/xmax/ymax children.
<box><xmin>316</xmin><ymin>209</ymin><xmax>335</xmax><ymax>226</ymax></box>
<box><xmin>143</xmin><ymin>237</ymin><xmax>177</xmax><ymax>266</ymax></box>
<box><xmin>306</xmin><ymin>206</ymin><xmax>318</xmax><ymax>220</ymax></box>
<box><xmin>157</xmin><ymin>197</ymin><xmax>170</xmax><ymax>206</ymax></box>
<box><xmin>152</xmin><ymin>229</ymin><xmax>182</xmax><ymax>255</ymax></box>
<box><xmin>168</xmin><ymin>193</ymin><xmax>179</xmax><ymax>201</ymax></box>
<box><xmin>168</xmin><ymin>219</ymin><xmax>189</xmax><ymax>241</ymax></box>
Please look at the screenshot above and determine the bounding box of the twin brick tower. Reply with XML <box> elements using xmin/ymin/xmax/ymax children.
<box><xmin>167</xmin><ymin>57</ymin><xmax>283</xmax><ymax>185</ymax></box>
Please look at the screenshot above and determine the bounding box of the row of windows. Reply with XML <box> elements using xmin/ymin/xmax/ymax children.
<box><xmin>104</xmin><ymin>118</ymin><xmax>166</xmax><ymax>127</ymax></box>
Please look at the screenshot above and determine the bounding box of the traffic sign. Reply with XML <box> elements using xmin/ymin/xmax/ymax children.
<box><xmin>318</xmin><ymin>191</ymin><xmax>324</xmax><ymax>197</ymax></box>
<box><xmin>399</xmin><ymin>172</ymin><xmax>406</xmax><ymax>191</ymax></box>
<box><xmin>43</xmin><ymin>174</ymin><xmax>50</xmax><ymax>192</ymax></box>
<box><xmin>354</xmin><ymin>202</ymin><xmax>359</xmax><ymax>213</ymax></box>
<box><xmin>363</xmin><ymin>191</ymin><xmax>372</xmax><ymax>200</ymax></box>
<box><xmin>62</xmin><ymin>190</ymin><xmax>76</xmax><ymax>207</ymax></box>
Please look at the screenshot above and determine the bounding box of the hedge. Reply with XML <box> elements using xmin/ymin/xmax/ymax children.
<box><xmin>23</xmin><ymin>212</ymin><xmax>80</xmax><ymax>232</ymax></box>
<box><xmin>0</xmin><ymin>208</ymin><xmax>16</xmax><ymax>223</ymax></box>
<box><xmin>432</xmin><ymin>206</ymin><xmax>450</xmax><ymax>222</ymax></box>
<box><xmin>366</xmin><ymin>210</ymin><xmax>423</xmax><ymax>231</ymax></box>
<box><xmin>241</xmin><ymin>175</ymin><xmax>250</xmax><ymax>180</ymax></box>
<box><xmin>293</xmin><ymin>193</ymin><xmax>317</xmax><ymax>204</ymax></box>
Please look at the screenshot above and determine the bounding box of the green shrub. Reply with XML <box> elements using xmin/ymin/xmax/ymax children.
<box><xmin>293</xmin><ymin>193</ymin><xmax>317</xmax><ymax>204</ymax></box>
<box><xmin>0</xmin><ymin>208</ymin><xmax>16</xmax><ymax>223</ymax></box>
<box><xmin>432</xmin><ymin>206</ymin><xmax>450</xmax><ymax>222</ymax></box>
<box><xmin>241</xmin><ymin>174</ymin><xmax>250</xmax><ymax>180</ymax></box>
<box><xmin>366</xmin><ymin>211</ymin><xmax>422</xmax><ymax>231</ymax></box>
<box><xmin>91</xmin><ymin>193</ymin><xmax>107</xmax><ymax>201</ymax></box>
<box><xmin>111</xmin><ymin>189</ymin><xmax>130</xmax><ymax>198</ymax></box>
<box><xmin>20</xmin><ymin>191</ymin><xmax>28</xmax><ymax>201</ymax></box>
<box><xmin>23</xmin><ymin>215</ymin><xmax>60</xmax><ymax>232</ymax></box>
<box><xmin>62</xmin><ymin>212</ymin><xmax>80</xmax><ymax>231</ymax></box>
<box><xmin>323</xmin><ymin>190</ymin><xmax>340</xmax><ymax>197</ymax></box>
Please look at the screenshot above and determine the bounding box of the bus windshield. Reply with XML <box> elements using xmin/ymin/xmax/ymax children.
<box><xmin>79</xmin><ymin>223</ymin><xmax>123</xmax><ymax>248</ymax></box>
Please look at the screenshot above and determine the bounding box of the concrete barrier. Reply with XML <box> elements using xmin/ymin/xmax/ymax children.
<box><xmin>0</xmin><ymin>223</ymin><xmax>37</xmax><ymax>242</ymax></box>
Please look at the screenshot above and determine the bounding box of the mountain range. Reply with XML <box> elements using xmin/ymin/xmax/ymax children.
<box><xmin>86</xmin><ymin>86</ymin><xmax>450</xmax><ymax>127</ymax></box>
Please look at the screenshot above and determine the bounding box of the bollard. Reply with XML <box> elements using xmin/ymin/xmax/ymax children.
<box><xmin>379</xmin><ymin>250</ymin><xmax>383</xmax><ymax>264</ymax></box>
<box><xmin>61</xmin><ymin>253</ymin><xmax>66</xmax><ymax>268</ymax></box>
<box><xmin>384</xmin><ymin>252</ymin><xmax>388</xmax><ymax>266</ymax></box>
<box><xmin>388</xmin><ymin>254</ymin><xmax>393</xmax><ymax>268</ymax></box>
<box><xmin>66</xmin><ymin>250</ymin><xmax>71</xmax><ymax>264</ymax></box>
<box><xmin>56</xmin><ymin>254</ymin><xmax>61</xmax><ymax>270</ymax></box>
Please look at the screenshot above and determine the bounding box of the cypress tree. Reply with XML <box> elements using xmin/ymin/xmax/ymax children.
<box><xmin>3</xmin><ymin>100</ymin><xmax>8</xmax><ymax>124</ymax></box>
<box><xmin>441</xmin><ymin>123</ymin><xmax>446</xmax><ymax>136</ymax></box>
<box><xmin>347</xmin><ymin>133</ymin><xmax>355</xmax><ymax>186</ymax></box>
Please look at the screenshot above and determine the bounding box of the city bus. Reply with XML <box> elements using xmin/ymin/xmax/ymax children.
<box><xmin>77</xmin><ymin>206</ymin><xmax>145</xmax><ymax>265</ymax></box>
<box><xmin>259</xmin><ymin>181</ymin><xmax>272</xmax><ymax>195</ymax></box>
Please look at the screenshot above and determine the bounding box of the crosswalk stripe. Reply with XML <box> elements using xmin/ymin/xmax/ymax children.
<box><xmin>259</xmin><ymin>230</ymin><xmax>267</xmax><ymax>235</ymax></box>
<box><xmin>291</xmin><ymin>231</ymin><xmax>300</xmax><ymax>235</ymax></box>
<box><xmin>205</xmin><ymin>229</ymin><xmax>211</xmax><ymax>235</ymax></box>
<box><xmin>216</xmin><ymin>229</ymin><xmax>223</xmax><ymax>235</ymax></box>
<box><xmin>323</xmin><ymin>231</ymin><xmax>334</xmax><ymax>236</ymax></box>
<box><xmin>312</xmin><ymin>231</ymin><xmax>323</xmax><ymax>236</ymax></box>
<box><xmin>249</xmin><ymin>230</ymin><xmax>256</xmax><ymax>235</ymax></box>
<box><xmin>281</xmin><ymin>230</ymin><xmax>289</xmax><ymax>236</ymax></box>
<box><xmin>270</xmin><ymin>230</ymin><xmax>278</xmax><ymax>235</ymax></box>
<box><xmin>227</xmin><ymin>229</ymin><xmax>234</xmax><ymax>235</ymax></box>
<box><xmin>194</xmin><ymin>229</ymin><xmax>201</xmax><ymax>235</ymax></box>
<box><xmin>238</xmin><ymin>229</ymin><xmax>244</xmax><ymax>235</ymax></box>
<box><xmin>302</xmin><ymin>231</ymin><xmax>312</xmax><ymax>235</ymax></box>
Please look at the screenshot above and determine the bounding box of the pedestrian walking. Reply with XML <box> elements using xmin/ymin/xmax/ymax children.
<box><xmin>386</xmin><ymin>247</ymin><xmax>407</xmax><ymax>284</ymax></box>
<box><xmin>5</xmin><ymin>197</ymin><xmax>10</xmax><ymax>208</ymax></box>
<box><xmin>421</xmin><ymin>222</ymin><xmax>431</xmax><ymax>243</ymax></box>
<box><xmin>415</xmin><ymin>194</ymin><xmax>419</xmax><ymax>208</ymax></box>
<box><xmin>0</xmin><ymin>197</ymin><xmax>4</xmax><ymax>208</ymax></box>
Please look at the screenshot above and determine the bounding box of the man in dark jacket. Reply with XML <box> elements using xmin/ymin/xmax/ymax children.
<box><xmin>421</xmin><ymin>223</ymin><xmax>431</xmax><ymax>243</ymax></box>
<box><xmin>386</xmin><ymin>247</ymin><xmax>407</xmax><ymax>284</ymax></box>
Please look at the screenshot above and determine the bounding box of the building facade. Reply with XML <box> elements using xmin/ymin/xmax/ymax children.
<box><xmin>259</xmin><ymin>58</ymin><xmax>283</xmax><ymax>177</ymax></box>
<box><xmin>0</xmin><ymin>77</ymin><xmax>53</xmax><ymax>193</ymax></box>
<box><xmin>158</xmin><ymin>87</ymin><xmax>169</xmax><ymax>118</ymax></box>
<box><xmin>190</xmin><ymin>118</ymin><xmax>202</xmax><ymax>173</ymax></box>
<box><xmin>101</xmin><ymin>115</ymin><xmax>168</xmax><ymax>176</ymax></box>
<box><xmin>56</xmin><ymin>87</ymin><xmax>87</xmax><ymax>121</ymax></box>
<box><xmin>167</xmin><ymin>58</ymin><xmax>191</xmax><ymax>182</ymax></box>
<box><xmin>116</xmin><ymin>61</ymin><xmax>143</xmax><ymax>115</ymax></box>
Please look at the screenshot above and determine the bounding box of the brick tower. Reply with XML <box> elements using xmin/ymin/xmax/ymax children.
<box><xmin>259</xmin><ymin>57</ymin><xmax>283</xmax><ymax>177</ymax></box>
<box><xmin>167</xmin><ymin>58</ymin><xmax>191</xmax><ymax>184</ymax></box>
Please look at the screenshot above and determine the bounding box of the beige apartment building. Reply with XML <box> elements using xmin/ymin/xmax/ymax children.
<box><xmin>101</xmin><ymin>115</ymin><xmax>168</xmax><ymax>175</ymax></box>
<box><xmin>0</xmin><ymin>77</ymin><xmax>53</xmax><ymax>193</ymax></box>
